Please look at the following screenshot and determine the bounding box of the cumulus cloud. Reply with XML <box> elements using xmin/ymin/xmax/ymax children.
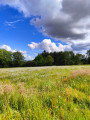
<box><xmin>0</xmin><ymin>44</ymin><xmax>33</xmax><ymax>60</ymax></box>
<box><xmin>0</xmin><ymin>45</ymin><xmax>12</xmax><ymax>51</ymax></box>
<box><xmin>0</xmin><ymin>0</ymin><xmax>90</xmax><ymax>52</ymax></box>
<box><xmin>20</xmin><ymin>50</ymin><xmax>34</xmax><ymax>60</ymax></box>
<box><xmin>28</xmin><ymin>39</ymin><xmax>72</xmax><ymax>53</ymax></box>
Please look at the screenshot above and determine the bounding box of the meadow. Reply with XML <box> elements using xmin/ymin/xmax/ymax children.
<box><xmin>0</xmin><ymin>66</ymin><xmax>90</xmax><ymax>120</ymax></box>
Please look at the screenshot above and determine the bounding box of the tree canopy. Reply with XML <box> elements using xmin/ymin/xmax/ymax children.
<box><xmin>13</xmin><ymin>51</ymin><xmax>24</xmax><ymax>67</ymax></box>
<box><xmin>0</xmin><ymin>50</ymin><xmax>24</xmax><ymax>67</ymax></box>
<box><xmin>0</xmin><ymin>49</ymin><xmax>90</xmax><ymax>68</ymax></box>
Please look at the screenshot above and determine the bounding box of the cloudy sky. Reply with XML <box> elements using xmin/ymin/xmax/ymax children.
<box><xmin>0</xmin><ymin>0</ymin><xmax>90</xmax><ymax>60</ymax></box>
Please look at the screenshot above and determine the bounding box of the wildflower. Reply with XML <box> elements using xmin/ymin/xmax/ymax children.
<box><xmin>57</xmin><ymin>106</ymin><xmax>58</xmax><ymax>108</ymax></box>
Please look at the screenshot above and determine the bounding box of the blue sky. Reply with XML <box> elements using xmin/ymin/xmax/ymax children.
<box><xmin>0</xmin><ymin>0</ymin><xmax>90</xmax><ymax>60</ymax></box>
<box><xmin>0</xmin><ymin>5</ymin><xmax>66</xmax><ymax>60</ymax></box>
<box><xmin>0</xmin><ymin>6</ymin><xmax>47</xmax><ymax>59</ymax></box>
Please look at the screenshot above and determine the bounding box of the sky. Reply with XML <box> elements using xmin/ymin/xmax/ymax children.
<box><xmin>0</xmin><ymin>0</ymin><xmax>90</xmax><ymax>60</ymax></box>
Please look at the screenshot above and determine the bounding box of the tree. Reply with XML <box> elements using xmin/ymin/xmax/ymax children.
<box><xmin>87</xmin><ymin>50</ymin><xmax>90</xmax><ymax>57</ymax></box>
<box><xmin>0</xmin><ymin>49</ymin><xmax>12</xmax><ymax>67</ymax></box>
<box><xmin>25</xmin><ymin>61</ymin><xmax>37</xmax><ymax>67</ymax></box>
<box><xmin>45</xmin><ymin>55</ymin><xmax>54</xmax><ymax>66</ymax></box>
<box><xmin>87</xmin><ymin>50</ymin><xmax>90</xmax><ymax>64</ymax></box>
<box><xmin>42</xmin><ymin>50</ymin><xmax>49</xmax><ymax>58</ymax></box>
<box><xmin>12</xmin><ymin>51</ymin><xmax>24</xmax><ymax>67</ymax></box>
<box><xmin>81</xmin><ymin>55</ymin><xmax>87</xmax><ymax>64</ymax></box>
<box><xmin>74</xmin><ymin>54</ymin><xmax>83</xmax><ymax>65</ymax></box>
<box><xmin>34</xmin><ymin>54</ymin><xmax>45</xmax><ymax>66</ymax></box>
<box><xmin>0</xmin><ymin>48</ymin><xmax>89</xmax><ymax>68</ymax></box>
<box><xmin>50</xmin><ymin>52</ymin><xmax>59</xmax><ymax>65</ymax></box>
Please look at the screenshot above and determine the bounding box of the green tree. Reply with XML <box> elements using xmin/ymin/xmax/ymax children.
<box><xmin>87</xmin><ymin>50</ymin><xmax>90</xmax><ymax>64</ymax></box>
<box><xmin>34</xmin><ymin>54</ymin><xmax>45</xmax><ymax>66</ymax></box>
<box><xmin>42</xmin><ymin>50</ymin><xmax>49</xmax><ymax>58</ymax></box>
<box><xmin>74</xmin><ymin>54</ymin><xmax>83</xmax><ymax>65</ymax></box>
<box><xmin>13</xmin><ymin>51</ymin><xmax>24</xmax><ymax>67</ymax></box>
<box><xmin>0</xmin><ymin>49</ymin><xmax>12</xmax><ymax>67</ymax></box>
<box><xmin>25</xmin><ymin>61</ymin><xmax>37</xmax><ymax>67</ymax></box>
<box><xmin>45</xmin><ymin>55</ymin><xmax>54</xmax><ymax>66</ymax></box>
<box><xmin>87</xmin><ymin>50</ymin><xmax>90</xmax><ymax>57</ymax></box>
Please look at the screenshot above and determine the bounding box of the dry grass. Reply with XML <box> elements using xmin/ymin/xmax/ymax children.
<box><xmin>0</xmin><ymin>82</ymin><xmax>14</xmax><ymax>94</ymax></box>
<box><xmin>71</xmin><ymin>69</ymin><xmax>90</xmax><ymax>78</ymax></box>
<box><xmin>18</xmin><ymin>82</ymin><xmax>26</xmax><ymax>94</ymax></box>
<box><xmin>64</xmin><ymin>87</ymin><xmax>73</xmax><ymax>97</ymax></box>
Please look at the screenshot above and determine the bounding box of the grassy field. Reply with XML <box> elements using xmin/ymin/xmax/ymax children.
<box><xmin>0</xmin><ymin>66</ymin><xmax>90</xmax><ymax>120</ymax></box>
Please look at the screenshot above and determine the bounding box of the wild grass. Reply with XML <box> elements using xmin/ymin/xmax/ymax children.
<box><xmin>0</xmin><ymin>66</ymin><xmax>90</xmax><ymax>120</ymax></box>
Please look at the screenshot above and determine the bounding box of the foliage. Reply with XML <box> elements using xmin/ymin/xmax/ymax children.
<box><xmin>34</xmin><ymin>54</ymin><xmax>45</xmax><ymax>66</ymax></box>
<box><xmin>12</xmin><ymin>51</ymin><xmax>24</xmax><ymax>67</ymax></box>
<box><xmin>45</xmin><ymin>55</ymin><xmax>54</xmax><ymax>65</ymax></box>
<box><xmin>32</xmin><ymin>50</ymin><xmax>90</xmax><ymax>66</ymax></box>
<box><xmin>0</xmin><ymin>49</ymin><xmax>90</xmax><ymax>68</ymax></box>
<box><xmin>0</xmin><ymin>49</ymin><xmax>25</xmax><ymax>68</ymax></box>
<box><xmin>0</xmin><ymin>49</ymin><xmax>12</xmax><ymax>68</ymax></box>
<box><xmin>87</xmin><ymin>50</ymin><xmax>90</xmax><ymax>64</ymax></box>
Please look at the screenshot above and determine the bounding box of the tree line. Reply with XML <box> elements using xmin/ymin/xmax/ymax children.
<box><xmin>0</xmin><ymin>49</ymin><xmax>24</xmax><ymax>68</ymax></box>
<box><xmin>0</xmin><ymin>49</ymin><xmax>90</xmax><ymax>68</ymax></box>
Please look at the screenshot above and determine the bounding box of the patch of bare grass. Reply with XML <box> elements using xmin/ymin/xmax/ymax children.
<box><xmin>0</xmin><ymin>82</ymin><xmax>15</xmax><ymax>94</ymax></box>
<box><xmin>71</xmin><ymin>69</ymin><xmax>90</xmax><ymax>78</ymax></box>
<box><xmin>18</xmin><ymin>82</ymin><xmax>26</xmax><ymax>94</ymax></box>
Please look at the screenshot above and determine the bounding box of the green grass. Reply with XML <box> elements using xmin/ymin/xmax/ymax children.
<box><xmin>0</xmin><ymin>66</ymin><xmax>90</xmax><ymax>120</ymax></box>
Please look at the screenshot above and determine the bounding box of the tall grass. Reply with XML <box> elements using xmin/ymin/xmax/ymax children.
<box><xmin>0</xmin><ymin>66</ymin><xmax>90</xmax><ymax>120</ymax></box>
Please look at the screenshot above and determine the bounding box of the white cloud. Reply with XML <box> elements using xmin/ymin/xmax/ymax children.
<box><xmin>0</xmin><ymin>0</ymin><xmax>63</xmax><ymax>17</ymax></box>
<box><xmin>0</xmin><ymin>45</ymin><xmax>12</xmax><ymax>51</ymax></box>
<box><xmin>0</xmin><ymin>0</ymin><xmax>90</xmax><ymax>53</ymax></box>
<box><xmin>0</xmin><ymin>44</ymin><xmax>17</xmax><ymax>52</ymax></box>
<box><xmin>28</xmin><ymin>39</ymin><xmax>72</xmax><ymax>53</ymax></box>
<box><xmin>5</xmin><ymin>19</ymin><xmax>23</xmax><ymax>28</ymax></box>
<box><xmin>20</xmin><ymin>50</ymin><xmax>34</xmax><ymax>60</ymax></box>
<box><xmin>26</xmin><ymin>56</ymin><xmax>34</xmax><ymax>61</ymax></box>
